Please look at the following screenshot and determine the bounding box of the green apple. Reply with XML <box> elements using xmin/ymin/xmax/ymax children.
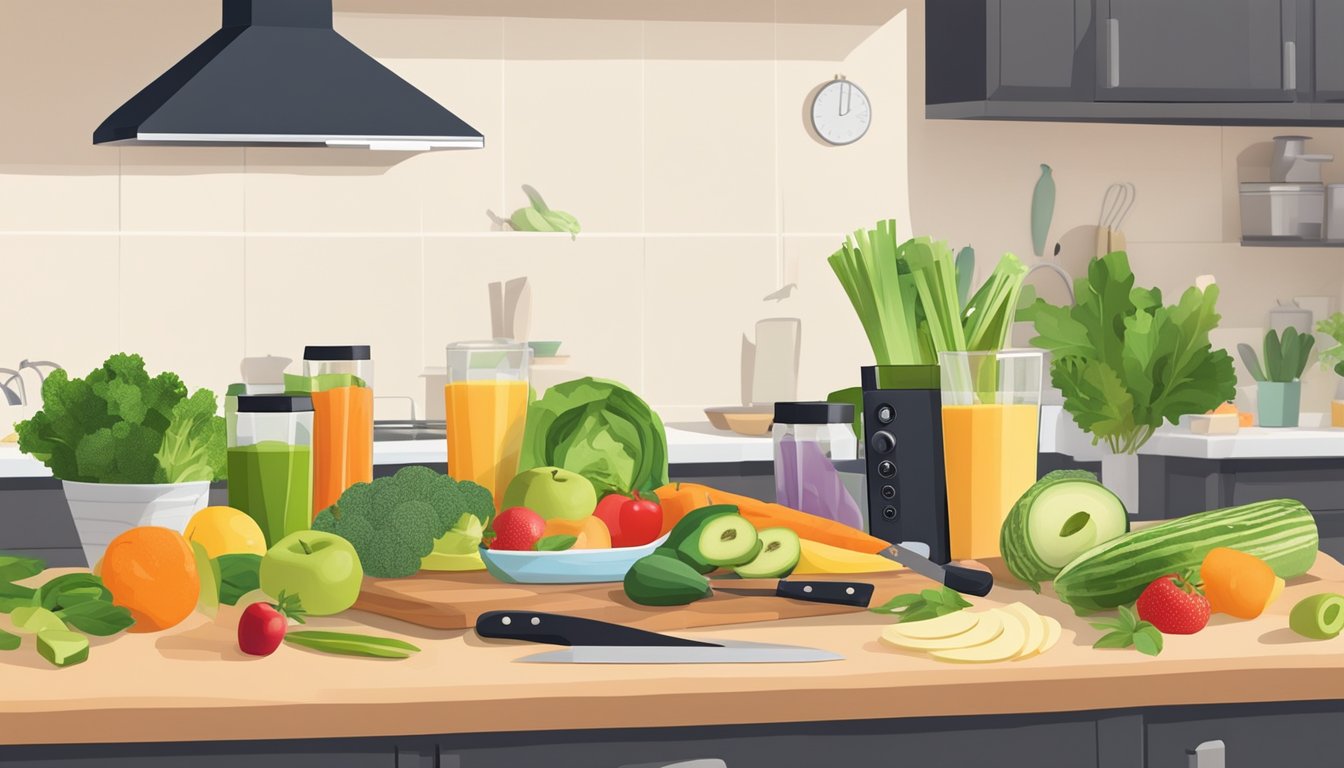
<box><xmin>501</xmin><ymin>467</ymin><xmax>597</xmax><ymax>521</ymax></box>
<box><xmin>259</xmin><ymin>531</ymin><xmax>364</xmax><ymax>616</ymax></box>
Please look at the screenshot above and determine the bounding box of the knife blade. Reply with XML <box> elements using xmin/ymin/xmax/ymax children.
<box><xmin>475</xmin><ymin>611</ymin><xmax>842</xmax><ymax>664</ymax></box>
<box><xmin>877</xmin><ymin>541</ymin><xmax>994</xmax><ymax>597</ymax></box>
<box><xmin>711</xmin><ymin>579</ymin><xmax>873</xmax><ymax>607</ymax></box>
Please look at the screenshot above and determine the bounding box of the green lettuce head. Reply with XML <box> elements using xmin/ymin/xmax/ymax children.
<box><xmin>518</xmin><ymin>378</ymin><xmax>669</xmax><ymax>496</ymax></box>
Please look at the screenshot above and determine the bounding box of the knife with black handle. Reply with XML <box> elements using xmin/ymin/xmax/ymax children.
<box><xmin>476</xmin><ymin>611</ymin><xmax>719</xmax><ymax>647</ymax></box>
<box><xmin>711</xmin><ymin>579</ymin><xmax>874</xmax><ymax>607</ymax></box>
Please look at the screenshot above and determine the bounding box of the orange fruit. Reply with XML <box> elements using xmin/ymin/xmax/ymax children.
<box><xmin>542</xmin><ymin>516</ymin><xmax>612</xmax><ymax>549</ymax></box>
<box><xmin>100</xmin><ymin>526</ymin><xmax>200</xmax><ymax>633</ymax></box>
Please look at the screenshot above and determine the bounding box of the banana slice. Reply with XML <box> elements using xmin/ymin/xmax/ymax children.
<box><xmin>882</xmin><ymin>612</ymin><xmax>1004</xmax><ymax>651</ymax></box>
<box><xmin>929</xmin><ymin>610</ymin><xmax>1029</xmax><ymax>663</ymax></box>
<box><xmin>1001</xmin><ymin>603</ymin><xmax>1045</xmax><ymax>660</ymax></box>
<box><xmin>882</xmin><ymin>609</ymin><xmax>978</xmax><ymax>640</ymax></box>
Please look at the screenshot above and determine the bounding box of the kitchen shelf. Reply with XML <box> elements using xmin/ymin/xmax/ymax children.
<box><xmin>1240</xmin><ymin>239</ymin><xmax>1344</xmax><ymax>248</ymax></box>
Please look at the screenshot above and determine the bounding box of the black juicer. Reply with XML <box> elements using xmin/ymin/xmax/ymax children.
<box><xmin>861</xmin><ymin>365</ymin><xmax>952</xmax><ymax>565</ymax></box>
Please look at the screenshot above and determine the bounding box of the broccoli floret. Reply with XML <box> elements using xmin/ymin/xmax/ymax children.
<box><xmin>313</xmin><ymin>466</ymin><xmax>496</xmax><ymax>578</ymax></box>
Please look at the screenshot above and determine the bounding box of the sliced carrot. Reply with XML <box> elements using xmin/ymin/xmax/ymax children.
<box><xmin>654</xmin><ymin>483</ymin><xmax>889</xmax><ymax>554</ymax></box>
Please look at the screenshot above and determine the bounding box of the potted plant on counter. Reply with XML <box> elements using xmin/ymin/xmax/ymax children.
<box><xmin>1239</xmin><ymin>328</ymin><xmax>1314</xmax><ymax>428</ymax></box>
<box><xmin>15</xmin><ymin>353</ymin><xmax>225</xmax><ymax>567</ymax></box>
<box><xmin>1023</xmin><ymin>252</ymin><xmax>1238</xmax><ymax>515</ymax></box>
<box><xmin>1318</xmin><ymin>312</ymin><xmax>1344</xmax><ymax>428</ymax></box>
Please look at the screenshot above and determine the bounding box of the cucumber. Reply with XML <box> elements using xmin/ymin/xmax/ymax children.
<box><xmin>659</xmin><ymin>505</ymin><xmax>742</xmax><ymax>574</ymax></box>
<box><xmin>734</xmin><ymin>528</ymin><xmax>802</xmax><ymax>579</ymax></box>
<box><xmin>675</xmin><ymin>514</ymin><xmax>758</xmax><ymax>569</ymax></box>
<box><xmin>36</xmin><ymin>629</ymin><xmax>89</xmax><ymax>668</ymax></box>
<box><xmin>624</xmin><ymin>554</ymin><xmax>713</xmax><ymax>606</ymax></box>
<box><xmin>999</xmin><ymin>470</ymin><xmax>1128</xmax><ymax>592</ymax></box>
<box><xmin>1053</xmin><ymin>499</ymin><xmax>1318</xmax><ymax>613</ymax></box>
<box><xmin>1289</xmin><ymin>593</ymin><xmax>1344</xmax><ymax>640</ymax></box>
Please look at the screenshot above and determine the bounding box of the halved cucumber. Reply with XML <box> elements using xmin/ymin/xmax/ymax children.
<box><xmin>1289</xmin><ymin>593</ymin><xmax>1344</xmax><ymax>640</ymax></box>
<box><xmin>733</xmin><ymin>528</ymin><xmax>802</xmax><ymax>579</ymax></box>
<box><xmin>676</xmin><ymin>514</ymin><xmax>759</xmax><ymax>569</ymax></box>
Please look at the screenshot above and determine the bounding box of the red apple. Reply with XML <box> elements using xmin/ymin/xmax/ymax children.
<box><xmin>593</xmin><ymin>493</ymin><xmax>632</xmax><ymax>544</ymax></box>
<box><xmin>619</xmin><ymin>493</ymin><xmax>663</xmax><ymax>547</ymax></box>
<box><xmin>491</xmin><ymin>507</ymin><xmax>546</xmax><ymax>551</ymax></box>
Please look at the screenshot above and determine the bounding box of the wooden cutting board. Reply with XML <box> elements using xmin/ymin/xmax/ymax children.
<box><xmin>353</xmin><ymin>570</ymin><xmax>929</xmax><ymax>632</ymax></box>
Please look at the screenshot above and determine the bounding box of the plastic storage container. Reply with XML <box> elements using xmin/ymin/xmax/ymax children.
<box><xmin>227</xmin><ymin>395</ymin><xmax>315</xmax><ymax>547</ymax></box>
<box><xmin>303</xmin><ymin>345</ymin><xmax>374</xmax><ymax>517</ymax></box>
<box><xmin>772</xmin><ymin>402</ymin><xmax>864</xmax><ymax>530</ymax></box>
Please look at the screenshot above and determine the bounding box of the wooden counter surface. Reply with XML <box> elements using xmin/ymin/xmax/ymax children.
<box><xmin>4</xmin><ymin>555</ymin><xmax>1344</xmax><ymax>746</ymax></box>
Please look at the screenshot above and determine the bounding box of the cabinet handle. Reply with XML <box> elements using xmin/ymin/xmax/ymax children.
<box><xmin>1284</xmin><ymin>40</ymin><xmax>1297</xmax><ymax>90</ymax></box>
<box><xmin>1106</xmin><ymin>19</ymin><xmax>1120</xmax><ymax>88</ymax></box>
<box><xmin>1187</xmin><ymin>739</ymin><xmax>1226</xmax><ymax>768</ymax></box>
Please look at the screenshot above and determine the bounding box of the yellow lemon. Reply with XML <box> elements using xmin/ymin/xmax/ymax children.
<box><xmin>184</xmin><ymin>506</ymin><xmax>267</xmax><ymax>558</ymax></box>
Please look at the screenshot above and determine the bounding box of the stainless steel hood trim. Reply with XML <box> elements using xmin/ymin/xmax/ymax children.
<box><xmin>127</xmin><ymin>132</ymin><xmax>485</xmax><ymax>150</ymax></box>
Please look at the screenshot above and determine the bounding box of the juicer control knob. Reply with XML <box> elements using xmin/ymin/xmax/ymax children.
<box><xmin>871</xmin><ymin>431</ymin><xmax>895</xmax><ymax>454</ymax></box>
<box><xmin>877</xmin><ymin>460</ymin><xmax>896</xmax><ymax>478</ymax></box>
<box><xmin>875</xmin><ymin>404</ymin><xmax>895</xmax><ymax>424</ymax></box>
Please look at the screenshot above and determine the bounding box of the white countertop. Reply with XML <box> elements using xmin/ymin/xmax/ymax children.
<box><xmin>1136</xmin><ymin>426</ymin><xmax>1344</xmax><ymax>460</ymax></box>
<box><xmin>0</xmin><ymin>426</ymin><xmax>774</xmax><ymax>480</ymax></box>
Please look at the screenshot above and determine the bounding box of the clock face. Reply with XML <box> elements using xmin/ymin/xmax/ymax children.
<box><xmin>811</xmin><ymin>79</ymin><xmax>872</xmax><ymax>146</ymax></box>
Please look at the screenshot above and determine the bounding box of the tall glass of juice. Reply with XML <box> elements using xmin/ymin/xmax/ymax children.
<box><xmin>939</xmin><ymin>350</ymin><xmax>1043</xmax><ymax>560</ymax></box>
<box><xmin>302</xmin><ymin>345</ymin><xmax>374</xmax><ymax>517</ymax></box>
<box><xmin>445</xmin><ymin>341</ymin><xmax>532</xmax><ymax>510</ymax></box>
<box><xmin>227</xmin><ymin>395</ymin><xmax>315</xmax><ymax>547</ymax></box>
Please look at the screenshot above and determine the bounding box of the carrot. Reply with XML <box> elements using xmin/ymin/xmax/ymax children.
<box><xmin>654</xmin><ymin>483</ymin><xmax>888</xmax><ymax>555</ymax></box>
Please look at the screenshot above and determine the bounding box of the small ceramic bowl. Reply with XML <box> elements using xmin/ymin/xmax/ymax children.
<box><xmin>704</xmin><ymin>406</ymin><xmax>774</xmax><ymax>436</ymax></box>
<box><xmin>528</xmin><ymin>341</ymin><xmax>563</xmax><ymax>358</ymax></box>
<box><xmin>479</xmin><ymin>534</ymin><xmax>670</xmax><ymax>584</ymax></box>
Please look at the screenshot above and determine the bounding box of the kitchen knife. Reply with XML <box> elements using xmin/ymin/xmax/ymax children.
<box><xmin>878</xmin><ymin>542</ymin><xmax>994</xmax><ymax>597</ymax></box>
<box><xmin>710</xmin><ymin>579</ymin><xmax>873</xmax><ymax>608</ymax></box>
<box><xmin>475</xmin><ymin>611</ymin><xmax>841</xmax><ymax>665</ymax></box>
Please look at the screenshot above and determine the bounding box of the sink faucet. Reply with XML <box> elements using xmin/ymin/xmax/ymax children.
<box><xmin>0</xmin><ymin>368</ymin><xmax>23</xmax><ymax>406</ymax></box>
<box><xmin>1271</xmin><ymin>135</ymin><xmax>1334</xmax><ymax>183</ymax></box>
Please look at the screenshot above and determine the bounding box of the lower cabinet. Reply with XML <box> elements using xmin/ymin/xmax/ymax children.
<box><xmin>1145</xmin><ymin>702</ymin><xmax>1343</xmax><ymax>768</ymax></box>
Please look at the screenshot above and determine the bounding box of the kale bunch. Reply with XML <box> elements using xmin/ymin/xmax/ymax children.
<box><xmin>313</xmin><ymin>466</ymin><xmax>495</xmax><ymax>578</ymax></box>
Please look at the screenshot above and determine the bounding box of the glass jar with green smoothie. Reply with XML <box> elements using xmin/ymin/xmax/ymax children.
<box><xmin>228</xmin><ymin>395</ymin><xmax>315</xmax><ymax>547</ymax></box>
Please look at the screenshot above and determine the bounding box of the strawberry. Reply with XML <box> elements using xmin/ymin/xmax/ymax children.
<box><xmin>1135</xmin><ymin>574</ymin><xmax>1210</xmax><ymax>635</ymax></box>
<box><xmin>490</xmin><ymin>507</ymin><xmax>546</xmax><ymax>551</ymax></box>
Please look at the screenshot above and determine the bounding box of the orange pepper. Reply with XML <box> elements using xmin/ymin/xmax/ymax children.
<box><xmin>1200</xmin><ymin>547</ymin><xmax>1285</xmax><ymax>619</ymax></box>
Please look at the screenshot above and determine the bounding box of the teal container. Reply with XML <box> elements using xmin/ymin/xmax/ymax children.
<box><xmin>1258</xmin><ymin>381</ymin><xmax>1302</xmax><ymax>428</ymax></box>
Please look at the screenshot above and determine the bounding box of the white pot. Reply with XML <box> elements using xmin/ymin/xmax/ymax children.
<box><xmin>63</xmin><ymin>480</ymin><xmax>210</xmax><ymax>567</ymax></box>
<box><xmin>1100</xmin><ymin>453</ymin><xmax>1140</xmax><ymax>517</ymax></box>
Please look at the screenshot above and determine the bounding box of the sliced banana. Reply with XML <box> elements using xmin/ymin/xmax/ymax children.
<box><xmin>1038</xmin><ymin>615</ymin><xmax>1062</xmax><ymax>655</ymax></box>
<box><xmin>929</xmin><ymin>609</ymin><xmax>1029</xmax><ymax>663</ymax></box>
<box><xmin>1001</xmin><ymin>603</ymin><xmax>1045</xmax><ymax>659</ymax></box>
<box><xmin>881</xmin><ymin>612</ymin><xmax>1004</xmax><ymax>651</ymax></box>
<box><xmin>882</xmin><ymin>609</ymin><xmax>978</xmax><ymax>640</ymax></box>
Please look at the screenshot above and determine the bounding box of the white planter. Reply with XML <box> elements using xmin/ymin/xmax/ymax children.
<box><xmin>63</xmin><ymin>480</ymin><xmax>210</xmax><ymax>567</ymax></box>
<box><xmin>1101</xmin><ymin>452</ymin><xmax>1140</xmax><ymax>517</ymax></box>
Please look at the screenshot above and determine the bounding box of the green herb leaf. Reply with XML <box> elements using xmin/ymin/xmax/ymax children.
<box><xmin>0</xmin><ymin>628</ymin><xmax>19</xmax><ymax>651</ymax></box>
<box><xmin>0</xmin><ymin>582</ymin><xmax>37</xmax><ymax>613</ymax></box>
<box><xmin>55</xmin><ymin>600</ymin><xmax>135</xmax><ymax>637</ymax></box>
<box><xmin>534</xmin><ymin>535</ymin><xmax>578</xmax><ymax>552</ymax></box>
<box><xmin>1092</xmin><ymin>631</ymin><xmax>1135</xmax><ymax>649</ymax></box>
<box><xmin>36</xmin><ymin>573</ymin><xmax>111</xmax><ymax>611</ymax></box>
<box><xmin>0</xmin><ymin>555</ymin><xmax>44</xmax><ymax>583</ymax></box>
<box><xmin>1132</xmin><ymin>626</ymin><xmax>1164</xmax><ymax>656</ymax></box>
<box><xmin>870</xmin><ymin>587</ymin><xmax>975</xmax><ymax>623</ymax></box>
<box><xmin>870</xmin><ymin>593</ymin><xmax>922</xmax><ymax>612</ymax></box>
<box><xmin>216</xmin><ymin>554</ymin><xmax>262</xmax><ymax>605</ymax></box>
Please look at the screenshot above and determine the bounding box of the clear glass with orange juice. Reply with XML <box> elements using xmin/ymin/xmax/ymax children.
<box><xmin>939</xmin><ymin>350</ymin><xmax>1043</xmax><ymax>560</ymax></box>
<box><xmin>445</xmin><ymin>341</ymin><xmax>532</xmax><ymax>510</ymax></box>
<box><xmin>303</xmin><ymin>346</ymin><xmax>374</xmax><ymax>517</ymax></box>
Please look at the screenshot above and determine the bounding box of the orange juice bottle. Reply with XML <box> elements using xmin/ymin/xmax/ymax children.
<box><xmin>445</xmin><ymin>342</ymin><xmax>532</xmax><ymax>510</ymax></box>
<box><xmin>303</xmin><ymin>346</ymin><xmax>374</xmax><ymax>517</ymax></box>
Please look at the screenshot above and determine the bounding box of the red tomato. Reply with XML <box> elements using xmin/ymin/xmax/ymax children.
<box><xmin>238</xmin><ymin>602</ymin><xmax>289</xmax><ymax>656</ymax></box>
<box><xmin>593</xmin><ymin>494</ymin><xmax>632</xmax><ymax>544</ymax></box>
<box><xmin>618</xmin><ymin>493</ymin><xmax>664</xmax><ymax>547</ymax></box>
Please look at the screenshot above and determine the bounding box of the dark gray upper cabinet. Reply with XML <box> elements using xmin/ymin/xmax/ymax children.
<box><xmin>925</xmin><ymin>0</ymin><xmax>1344</xmax><ymax>125</ymax></box>
<box><xmin>1097</xmin><ymin>0</ymin><xmax>1295</xmax><ymax>102</ymax></box>
<box><xmin>927</xmin><ymin>0</ymin><xmax>1096</xmax><ymax>104</ymax></box>
<box><xmin>1315</xmin><ymin>1</ymin><xmax>1344</xmax><ymax>103</ymax></box>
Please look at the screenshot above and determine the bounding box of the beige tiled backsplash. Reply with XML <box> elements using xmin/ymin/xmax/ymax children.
<box><xmin>3</xmin><ymin>1</ymin><xmax>1343</xmax><ymax>419</ymax></box>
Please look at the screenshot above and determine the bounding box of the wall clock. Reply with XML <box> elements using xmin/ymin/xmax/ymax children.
<box><xmin>810</xmin><ymin>76</ymin><xmax>871</xmax><ymax>146</ymax></box>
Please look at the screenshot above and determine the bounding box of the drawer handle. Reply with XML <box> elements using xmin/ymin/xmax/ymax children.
<box><xmin>1106</xmin><ymin>19</ymin><xmax>1120</xmax><ymax>88</ymax></box>
<box><xmin>1187</xmin><ymin>739</ymin><xmax>1226</xmax><ymax>768</ymax></box>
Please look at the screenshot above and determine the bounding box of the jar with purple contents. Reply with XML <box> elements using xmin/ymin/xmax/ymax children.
<box><xmin>772</xmin><ymin>402</ymin><xmax>865</xmax><ymax>530</ymax></box>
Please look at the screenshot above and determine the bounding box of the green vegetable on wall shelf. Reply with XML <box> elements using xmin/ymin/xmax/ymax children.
<box><xmin>1023</xmin><ymin>251</ymin><xmax>1237</xmax><ymax>454</ymax></box>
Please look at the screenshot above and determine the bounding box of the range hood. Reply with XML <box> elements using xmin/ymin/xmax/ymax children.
<box><xmin>94</xmin><ymin>0</ymin><xmax>483</xmax><ymax>151</ymax></box>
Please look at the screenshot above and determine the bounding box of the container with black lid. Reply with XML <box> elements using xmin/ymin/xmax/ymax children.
<box><xmin>772</xmin><ymin>401</ymin><xmax>864</xmax><ymax>531</ymax></box>
<box><xmin>303</xmin><ymin>345</ymin><xmax>373</xmax><ymax>388</ymax></box>
<box><xmin>301</xmin><ymin>345</ymin><xmax>374</xmax><ymax>518</ymax></box>
<box><xmin>227</xmin><ymin>394</ymin><xmax>315</xmax><ymax>547</ymax></box>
